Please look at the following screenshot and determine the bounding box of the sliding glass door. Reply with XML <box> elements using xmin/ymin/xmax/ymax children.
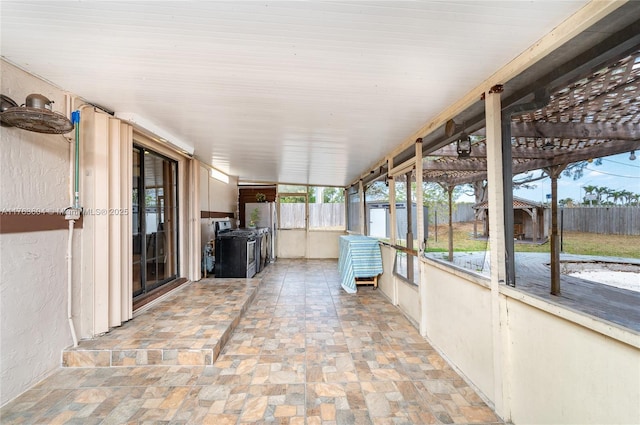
<box><xmin>132</xmin><ymin>146</ymin><xmax>178</xmax><ymax>299</ymax></box>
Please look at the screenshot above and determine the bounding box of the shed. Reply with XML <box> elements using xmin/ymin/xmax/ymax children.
<box><xmin>473</xmin><ymin>197</ymin><xmax>548</xmax><ymax>243</ymax></box>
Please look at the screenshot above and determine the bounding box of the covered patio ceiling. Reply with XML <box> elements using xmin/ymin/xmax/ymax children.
<box><xmin>4</xmin><ymin>1</ymin><xmax>638</xmax><ymax>187</ymax></box>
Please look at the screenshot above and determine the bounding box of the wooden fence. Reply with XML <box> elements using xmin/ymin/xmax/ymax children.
<box><xmin>281</xmin><ymin>203</ymin><xmax>639</xmax><ymax>235</ymax></box>
<box><xmin>279</xmin><ymin>203</ymin><xmax>345</xmax><ymax>229</ymax></box>
<box><xmin>560</xmin><ymin>206</ymin><xmax>640</xmax><ymax>236</ymax></box>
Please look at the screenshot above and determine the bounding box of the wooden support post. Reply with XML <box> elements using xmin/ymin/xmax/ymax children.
<box><xmin>545</xmin><ymin>165</ymin><xmax>567</xmax><ymax>295</ymax></box>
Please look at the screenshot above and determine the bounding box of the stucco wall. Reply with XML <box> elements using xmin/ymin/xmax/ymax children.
<box><xmin>278</xmin><ymin>229</ymin><xmax>306</xmax><ymax>258</ymax></box>
<box><xmin>418</xmin><ymin>257</ymin><xmax>640</xmax><ymax>424</ymax></box>
<box><xmin>0</xmin><ymin>60</ymin><xmax>73</xmax><ymax>405</ymax></box>
<box><xmin>378</xmin><ymin>245</ymin><xmax>420</xmax><ymax>325</ymax></box>
<box><xmin>209</xmin><ymin>175</ymin><xmax>238</xmax><ymax>214</ymax></box>
<box><xmin>307</xmin><ymin>231</ymin><xmax>342</xmax><ymax>258</ymax></box>
<box><xmin>422</xmin><ymin>260</ymin><xmax>494</xmax><ymax>401</ymax></box>
<box><xmin>505</xmin><ymin>297</ymin><xmax>640</xmax><ymax>425</ymax></box>
<box><xmin>199</xmin><ymin>165</ymin><xmax>209</xmax><ymax>211</ymax></box>
<box><xmin>199</xmin><ymin>163</ymin><xmax>238</xmax><ymax>214</ymax></box>
<box><xmin>378</xmin><ymin>245</ymin><xmax>395</xmax><ymax>300</ymax></box>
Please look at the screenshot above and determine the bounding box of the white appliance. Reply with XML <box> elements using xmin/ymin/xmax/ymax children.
<box><xmin>245</xmin><ymin>202</ymin><xmax>277</xmax><ymax>261</ymax></box>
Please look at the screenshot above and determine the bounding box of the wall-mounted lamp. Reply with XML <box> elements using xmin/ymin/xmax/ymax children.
<box><xmin>630</xmin><ymin>150</ymin><xmax>636</xmax><ymax>161</ymax></box>
<box><xmin>456</xmin><ymin>132</ymin><xmax>471</xmax><ymax>158</ymax></box>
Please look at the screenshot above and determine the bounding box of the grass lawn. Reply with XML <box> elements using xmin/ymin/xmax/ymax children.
<box><xmin>423</xmin><ymin>222</ymin><xmax>640</xmax><ymax>259</ymax></box>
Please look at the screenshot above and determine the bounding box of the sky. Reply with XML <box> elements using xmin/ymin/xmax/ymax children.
<box><xmin>515</xmin><ymin>152</ymin><xmax>640</xmax><ymax>204</ymax></box>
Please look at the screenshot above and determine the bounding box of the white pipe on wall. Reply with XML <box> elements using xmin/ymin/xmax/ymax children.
<box><xmin>65</xmin><ymin>96</ymin><xmax>81</xmax><ymax>348</ymax></box>
<box><xmin>66</xmin><ymin>219</ymin><xmax>78</xmax><ymax>347</ymax></box>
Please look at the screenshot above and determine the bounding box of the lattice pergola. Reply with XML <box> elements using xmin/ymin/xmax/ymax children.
<box><xmin>423</xmin><ymin>49</ymin><xmax>640</xmax><ymax>186</ymax></box>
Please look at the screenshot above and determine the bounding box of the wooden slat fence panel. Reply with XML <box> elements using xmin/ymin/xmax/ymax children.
<box><xmin>561</xmin><ymin>206</ymin><xmax>640</xmax><ymax>235</ymax></box>
<box><xmin>280</xmin><ymin>203</ymin><xmax>639</xmax><ymax>234</ymax></box>
<box><xmin>310</xmin><ymin>203</ymin><xmax>345</xmax><ymax>229</ymax></box>
<box><xmin>279</xmin><ymin>203</ymin><xmax>345</xmax><ymax>229</ymax></box>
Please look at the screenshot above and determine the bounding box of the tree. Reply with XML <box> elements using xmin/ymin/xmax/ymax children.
<box><xmin>595</xmin><ymin>186</ymin><xmax>610</xmax><ymax>205</ymax></box>
<box><xmin>562</xmin><ymin>158</ymin><xmax>603</xmax><ymax>180</ymax></box>
<box><xmin>322</xmin><ymin>187</ymin><xmax>344</xmax><ymax>203</ymax></box>
<box><xmin>619</xmin><ymin>190</ymin><xmax>633</xmax><ymax>206</ymax></box>
<box><xmin>559</xmin><ymin>198</ymin><xmax>575</xmax><ymax>207</ymax></box>
<box><xmin>365</xmin><ymin>181</ymin><xmax>389</xmax><ymax>202</ymax></box>
<box><xmin>582</xmin><ymin>185</ymin><xmax>598</xmax><ymax>205</ymax></box>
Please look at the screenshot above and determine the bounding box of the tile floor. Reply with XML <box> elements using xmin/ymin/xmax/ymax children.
<box><xmin>1</xmin><ymin>259</ymin><xmax>503</xmax><ymax>425</ymax></box>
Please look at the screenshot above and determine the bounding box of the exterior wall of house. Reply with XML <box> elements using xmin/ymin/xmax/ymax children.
<box><xmin>0</xmin><ymin>60</ymin><xmax>75</xmax><ymax>406</ymax></box>
<box><xmin>209</xmin><ymin>174</ymin><xmax>238</xmax><ymax>215</ymax></box>
<box><xmin>0</xmin><ymin>61</ymin><xmax>204</xmax><ymax>406</ymax></box>
<box><xmin>199</xmin><ymin>162</ymin><xmax>238</xmax><ymax>274</ymax></box>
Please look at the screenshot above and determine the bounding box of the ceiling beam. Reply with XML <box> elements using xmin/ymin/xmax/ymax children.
<box><xmin>511</xmin><ymin>122</ymin><xmax>639</xmax><ymax>141</ymax></box>
<box><xmin>424</xmin><ymin>160</ymin><xmax>487</xmax><ymax>172</ymax></box>
<box><xmin>424</xmin><ymin>139</ymin><xmax>640</xmax><ymax>186</ymax></box>
<box><xmin>429</xmin><ymin>137</ymin><xmax>638</xmax><ymax>160</ymax></box>
<box><xmin>511</xmin><ymin>139</ymin><xmax>640</xmax><ymax>173</ymax></box>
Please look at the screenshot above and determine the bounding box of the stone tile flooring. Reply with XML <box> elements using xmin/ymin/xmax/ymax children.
<box><xmin>62</xmin><ymin>277</ymin><xmax>261</xmax><ymax>368</ymax></box>
<box><xmin>1</xmin><ymin>259</ymin><xmax>503</xmax><ymax>424</ymax></box>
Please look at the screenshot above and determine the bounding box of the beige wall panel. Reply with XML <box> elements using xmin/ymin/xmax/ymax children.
<box><xmin>278</xmin><ymin>229</ymin><xmax>306</xmax><ymax>258</ymax></box>
<box><xmin>209</xmin><ymin>175</ymin><xmax>238</xmax><ymax>213</ymax></box>
<box><xmin>422</xmin><ymin>261</ymin><xmax>494</xmax><ymax>402</ymax></box>
<box><xmin>307</xmin><ymin>231</ymin><xmax>341</xmax><ymax>258</ymax></box>
<box><xmin>377</xmin><ymin>245</ymin><xmax>396</xmax><ymax>304</ymax></box>
<box><xmin>199</xmin><ymin>164</ymin><xmax>209</xmax><ymax>211</ymax></box>
<box><xmin>396</xmin><ymin>279</ymin><xmax>420</xmax><ymax>326</ymax></box>
<box><xmin>506</xmin><ymin>297</ymin><xmax>640</xmax><ymax>424</ymax></box>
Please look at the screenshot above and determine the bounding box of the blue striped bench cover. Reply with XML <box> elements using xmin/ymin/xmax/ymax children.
<box><xmin>338</xmin><ymin>235</ymin><xmax>383</xmax><ymax>293</ymax></box>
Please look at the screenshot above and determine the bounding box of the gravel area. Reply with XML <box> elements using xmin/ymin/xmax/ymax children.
<box><xmin>568</xmin><ymin>270</ymin><xmax>639</xmax><ymax>293</ymax></box>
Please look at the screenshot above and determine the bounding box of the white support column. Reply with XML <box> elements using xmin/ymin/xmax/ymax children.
<box><xmin>120</xmin><ymin>123</ymin><xmax>133</xmax><ymax>322</ymax></box>
<box><xmin>359</xmin><ymin>180</ymin><xmax>365</xmax><ymax>235</ymax></box>
<box><xmin>388</xmin><ymin>158</ymin><xmax>396</xmax><ymax>245</ymax></box>
<box><xmin>388</xmin><ymin>157</ymin><xmax>398</xmax><ymax>305</ymax></box>
<box><xmin>415</xmin><ymin>141</ymin><xmax>424</xmax><ymax>254</ymax></box>
<box><xmin>108</xmin><ymin>118</ymin><xmax>122</xmax><ymax>328</ymax></box>
<box><xmin>188</xmin><ymin>158</ymin><xmax>201</xmax><ymax>282</ymax></box>
<box><xmin>415</xmin><ymin>140</ymin><xmax>428</xmax><ymax>335</ymax></box>
<box><xmin>485</xmin><ymin>88</ymin><xmax>509</xmax><ymax>420</ymax></box>
<box><xmin>80</xmin><ymin>109</ymin><xmax>111</xmax><ymax>337</ymax></box>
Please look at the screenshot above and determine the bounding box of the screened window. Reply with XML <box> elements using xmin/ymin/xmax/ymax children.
<box><xmin>279</xmin><ymin>194</ymin><xmax>307</xmax><ymax>229</ymax></box>
<box><xmin>347</xmin><ymin>185</ymin><xmax>360</xmax><ymax>232</ymax></box>
<box><xmin>309</xmin><ymin>186</ymin><xmax>345</xmax><ymax>230</ymax></box>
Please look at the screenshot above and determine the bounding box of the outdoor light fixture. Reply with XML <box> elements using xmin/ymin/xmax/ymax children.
<box><xmin>456</xmin><ymin>132</ymin><xmax>471</xmax><ymax>158</ymax></box>
<box><xmin>630</xmin><ymin>150</ymin><xmax>636</xmax><ymax>161</ymax></box>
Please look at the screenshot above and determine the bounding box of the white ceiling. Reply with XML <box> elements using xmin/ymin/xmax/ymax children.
<box><xmin>0</xmin><ymin>1</ymin><xmax>589</xmax><ymax>187</ymax></box>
